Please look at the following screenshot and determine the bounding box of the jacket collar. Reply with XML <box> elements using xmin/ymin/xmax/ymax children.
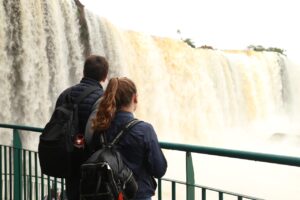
<box><xmin>115</xmin><ymin>111</ymin><xmax>134</xmax><ymax>119</ymax></box>
<box><xmin>80</xmin><ymin>77</ymin><xmax>103</xmax><ymax>88</ymax></box>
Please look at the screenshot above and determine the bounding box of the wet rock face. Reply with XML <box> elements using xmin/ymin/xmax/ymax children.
<box><xmin>74</xmin><ymin>0</ymin><xmax>91</xmax><ymax>57</ymax></box>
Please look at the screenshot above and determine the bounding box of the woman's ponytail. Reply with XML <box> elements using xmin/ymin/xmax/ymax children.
<box><xmin>93</xmin><ymin>77</ymin><xmax>137</xmax><ymax>132</ymax></box>
<box><xmin>93</xmin><ymin>78</ymin><xmax>119</xmax><ymax>132</ymax></box>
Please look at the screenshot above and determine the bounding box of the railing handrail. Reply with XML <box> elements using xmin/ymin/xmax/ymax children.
<box><xmin>0</xmin><ymin>123</ymin><xmax>43</xmax><ymax>132</ymax></box>
<box><xmin>160</xmin><ymin>141</ymin><xmax>300</xmax><ymax>167</ymax></box>
<box><xmin>2</xmin><ymin>123</ymin><xmax>299</xmax><ymax>199</ymax></box>
<box><xmin>1</xmin><ymin>123</ymin><xmax>300</xmax><ymax>167</ymax></box>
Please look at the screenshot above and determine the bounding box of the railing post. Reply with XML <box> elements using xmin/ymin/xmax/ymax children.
<box><xmin>186</xmin><ymin>152</ymin><xmax>195</xmax><ymax>200</ymax></box>
<box><xmin>0</xmin><ymin>146</ymin><xmax>2</xmax><ymax>199</ymax></box>
<box><xmin>13</xmin><ymin>129</ymin><xmax>22</xmax><ymax>200</ymax></box>
<box><xmin>158</xmin><ymin>178</ymin><xmax>162</xmax><ymax>200</ymax></box>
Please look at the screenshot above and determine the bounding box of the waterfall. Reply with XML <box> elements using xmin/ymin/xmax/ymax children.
<box><xmin>0</xmin><ymin>0</ymin><xmax>84</xmax><ymax>147</ymax></box>
<box><xmin>0</xmin><ymin>0</ymin><xmax>82</xmax><ymax>126</ymax></box>
<box><xmin>1</xmin><ymin>1</ymin><xmax>300</xmax><ymax>199</ymax></box>
<box><xmin>0</xmin><ymin>0</ymin><xmax>300</xmax><ymax>152</ymax></box>
<box><xmin>0</xmin><ymin>0</ymin><xmax>11</xmax><ymax>123</ymax></box>
<box><xmin>84</xmin><ymin>11</ymin><xmax>105</xmax><ymax>56</ymax></box>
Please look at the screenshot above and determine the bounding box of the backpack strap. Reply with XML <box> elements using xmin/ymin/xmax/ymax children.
<box><xmin>73</xmin><ymin>86</ymin><xmax>99</xmax><ymax>105</ymax></box>
<box><xmin>100</xmin><ymin>132</ymin><xmax>107</xmax><ymax>146</ymax></box>
<box><xmin>84</xmin><ymin>98</ymin><xmax>102</xmax><ymax>146</ymax></box>
<box><xmin>110</xmin><ymin>119</ymin><xmax>141</xmax><ymax>146</ymax></box>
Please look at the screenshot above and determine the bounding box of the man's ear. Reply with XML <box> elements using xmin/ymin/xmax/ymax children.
<box><xmin>100</xmin><ymin>76</ymin><xmax>109</xmax><ymax>89</ymax></box>
<box><xmin>101</xmin><ymin>74</ymin><xmax>108</xmax><ymax>82</ymax></box>
<box><xmin>133</xmin><ymin>94</ymin><xmax>138</xmax><ymax>104</ymax></box>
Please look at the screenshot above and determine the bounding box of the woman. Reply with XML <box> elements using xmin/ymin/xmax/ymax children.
<box><xmin>91</xmin><ymin>77</ymin><xmax>167</xmax><ymax>200</ymax></box>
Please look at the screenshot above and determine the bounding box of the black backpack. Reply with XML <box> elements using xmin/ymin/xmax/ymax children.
<box><xmin>80</xmin><ymin>119</ymin><xmax>141</xmax><ymax>200</ymax></box>
<box><xmin>38</xmin><ymin>86</ymin><xmax>98</xmax><ymax>178</ymax></box>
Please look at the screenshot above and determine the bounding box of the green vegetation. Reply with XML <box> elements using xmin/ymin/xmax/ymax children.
<box><xmin>247</xmin><ymin>45</ymin><xmax>286</xmax><ymax>55</ymax></box>
<box><xmin>177</xmin><ymin>29</ymin><xmax>196</xmax><ymax>48</ymax></box>
<box><xmin>183</xmin><ymin>38</ymin><xmax>196</xmax><ymax>48</ymax></box>
<box><xmin>176</xmin><ymin>30</ymin><xmax>284</xmax><ymax>53</ymax></box>
<box><xmin>198</xmin><ymin>45</ymin><xmax>214</xmax><ymax>50</ymax></box>
<box><xmin>177</xmin><ymin>29</ymin><xmax>214</xmax><ymax>49</ymax></box>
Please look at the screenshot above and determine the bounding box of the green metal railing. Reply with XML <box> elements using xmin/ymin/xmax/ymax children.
<box><xmin>1</xmin><ymin>123</ymin><xmax>300</xmax><ymax>200</ymax></box>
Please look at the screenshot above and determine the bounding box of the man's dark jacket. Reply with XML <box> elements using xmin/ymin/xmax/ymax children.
<box><xmin>55</xmin><ymin>77</ymin><xmax>104</xmax><ymax>176</ymax></box>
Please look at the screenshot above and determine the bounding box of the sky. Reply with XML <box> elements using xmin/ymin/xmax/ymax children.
<box><xmin>80</xmin><ymin>0</ymin><xmax>300</xmax><ymax>63</ymax></box>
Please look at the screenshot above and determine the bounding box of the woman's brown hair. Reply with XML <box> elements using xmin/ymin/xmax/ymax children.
<box><xmin>93</xmin><ymin>77</ymin><xmax>137</xmax><ymax>132</ymax></box>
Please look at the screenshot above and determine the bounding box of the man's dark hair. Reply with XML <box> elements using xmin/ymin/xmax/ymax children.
<box><xmin>83</xmin><ymin>55</ymin><xmax>109</xmax><ymax>81</ymax></box>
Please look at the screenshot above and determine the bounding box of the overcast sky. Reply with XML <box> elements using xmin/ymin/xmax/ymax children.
<box><xmin>80</xmin><ymin>0</ymin><xmax>300</xmax><ymax>63</ymax></box>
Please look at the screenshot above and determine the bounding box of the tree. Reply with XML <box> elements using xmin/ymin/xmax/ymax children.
<box><xmin>247</xmin><ymin>45</ymin><xmax>286</xmax><ymax>55</ymax></box>
<box><xmin>247</xmin><ymin>45</ymin><xmax>264</xmax><ymax>51</ymax></box>
<box><xmin>267</xmin><ymin>47</ymin><xmax>286</xmax><ymax>55</ymax></box>
<box><xmin>183</xmin><ymin>38</ymin><xmax>196</xmax><ymax>48</ymax></box>
<box><xmin>177</xmin><ymin>29</ymin><xmax>196</xmax><ymax>48</ymax></box>
<box><xmin>198</xmin><ymin>45</ymin><xmax>214</xmax><ymax>50</ymax></box>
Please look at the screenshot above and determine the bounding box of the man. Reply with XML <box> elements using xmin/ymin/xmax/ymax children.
<box><xmin>54</xmin><ymin>55</ymin><xmax>109</xmax><ymax>200</ymax></box>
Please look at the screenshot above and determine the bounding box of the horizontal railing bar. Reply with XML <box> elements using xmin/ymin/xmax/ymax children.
<box><xmin>161</xmin><ymin>178</ymin><xmax>263</xmax><ymax>200</ymax></box>
<box><xmin>0</xmin><ymin>173</ymin><xmax>64</xmax><ymax>184</ymax></box>
<box><xmin>0</xmin><ymin>144</ymin><xmax>37</xmax><ymax>152</ymax></box>
<box><xmin>0</xmin><ymin>123</ymin><xmax>43</xmax><ymax>132</ymax></box>
<box><xmin>160</xmin><ymin>141</ymin><xmax>300</xmax><ymax>167</ymax></box>
<box><xmin>1</xmin><ymin>123</ymin><xmax>300</xmax><ymax>167</ymax></box>
<box><xmin>1</xmin><ymin>124</ymin><xmax>291</xmax><ymax>200</ymax></box>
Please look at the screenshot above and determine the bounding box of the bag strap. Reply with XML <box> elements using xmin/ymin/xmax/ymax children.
<box><xmin>73</xmin><ymin>86</ymin><xmax>99</xmax><ymax>104</ymax></box>
<box><xmin>99</xmin><ymin>119</ymin><xmax>141</xmax><ymax>147</ymax></box>
<box><xmin>110</xmin><ymin>119</ymin><xmax>141</xmax><ymax>145</ymax></box>
<box><xmin>84</xmin><ymin>97</ymin><xmax>102</xmax><ymax>146</ymax></box>
<box><xmin>91</xmin><ymin>97</ymin><xmax>102</xmax><ymax>111</ymax></box>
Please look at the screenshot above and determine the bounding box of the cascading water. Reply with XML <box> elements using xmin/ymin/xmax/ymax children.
<box><xmin>0</xmin><ymin>0</ymin><xmax>11</xmax><ymax>123</ymax></box>
<box><xmin>0</xmin><ymin>0</ymin><xmax>84</xmax><ymax>147</ymax></box>
<box><xmin>1</xmin><ymin>0</ymin><xmax>300</xmax><ymax>199</ymax></box>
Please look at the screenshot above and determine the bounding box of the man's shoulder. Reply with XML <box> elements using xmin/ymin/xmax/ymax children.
<box><xmin>61</xmin><ymin>86</ymin><xmax>73</xmax><ymax>95</ymax></box>
<box><xmin>55</xmin><ymin>87</ymin><xmax>73</xmax><ymax>108</ymax></box>
<box><xmin>58</xmin><ymin>86</ymin><xmax>73</xmax><ymax>99</ymax></box>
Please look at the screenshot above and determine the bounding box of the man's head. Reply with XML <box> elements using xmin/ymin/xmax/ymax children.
<box><xmin>83</xmin><ymin>55</ymin><xmax>109</xmax><ymax>82</ymax></box>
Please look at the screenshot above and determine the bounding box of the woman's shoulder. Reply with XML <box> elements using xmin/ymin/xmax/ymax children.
<box><xmin>133</xmin><ymin>120</ymin><xmax>154</xmax><ymax>131</ymax></box>
<box><xmin>130</xmin><ymin>120</ymin><xmax>157</xmax><ymax>140</ymax></box>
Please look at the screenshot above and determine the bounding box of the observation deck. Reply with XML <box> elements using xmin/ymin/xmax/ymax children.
<box><xmin>1</xmin><ymin>123</ymin><xmax>300</xmax><ymax>200</ymax></box>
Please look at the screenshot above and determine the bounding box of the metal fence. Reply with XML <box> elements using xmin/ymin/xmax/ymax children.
<box><xmin>1</xmin><ymin>123</ymin><xmax>300</xmax><ymax>200</ymax></box>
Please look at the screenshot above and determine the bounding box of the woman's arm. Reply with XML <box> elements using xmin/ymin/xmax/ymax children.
<box><xmin>145</xmin><ymin>124</ymin><xmax>167</xmax><ymax>178</ymax></box>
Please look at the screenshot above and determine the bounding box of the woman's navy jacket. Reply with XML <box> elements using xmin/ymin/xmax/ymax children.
<box><xmin>91</xmin><ymin>111</ymin><xmax>168</xmax><ymax>199</ymax></box>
